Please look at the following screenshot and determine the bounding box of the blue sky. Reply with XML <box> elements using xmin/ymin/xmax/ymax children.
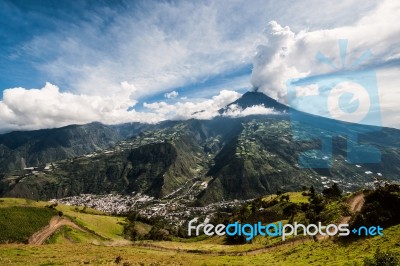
<box><xmin>0</xmin><ymin>0</ymin><xmax>257</xmax><ymax>96</ymax></box>
<box><xmin>0</xmin><ymin>0</ymin><xmax>100</xmax><ymax>90</ymax></box>
<box><xmin>0</xmin><ymin>0</ymin><xmax>399</xmax><ymax>131</ymax></box>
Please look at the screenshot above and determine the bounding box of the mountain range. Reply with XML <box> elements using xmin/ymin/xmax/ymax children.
<box><xmin>0</xmin><ymin>92</ymin><xmax>399</xmax><ymax>204</ymax></box>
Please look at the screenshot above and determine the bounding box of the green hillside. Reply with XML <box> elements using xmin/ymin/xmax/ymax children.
<box><xmin>0</xmin><ymin>205</ymin><xmax>56</xmax><ymax>243</ymax></box>
<box><xmin>1</xmin><ymin>99</ymin><xmax>400</xmax><ymax>203</ymax></box>
<box><xmin>0</xmin><ymin>198</ymin><xmax>126</xmax><ymax>244</ymax></box>
<box><xmin>0</xmin><ymin>186</ymin><xmax>400</xmax><ymax>265</ymax></box>
<box><xmin>0</xmin><ymin>224</ymin><xmax>398</xmax><ymax>265</ymax></box>
<box><xmin>45</xmin><ymin>226</ymin><xmax>103</xmax><ymax>244</ymax></box>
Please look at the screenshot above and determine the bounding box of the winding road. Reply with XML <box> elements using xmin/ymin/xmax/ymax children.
<box><xmin>28</xmin><ymin>216</ymin><xmax>87</xmax><ymax>244</ymax></box>
<box><xmin>28</xmin><ymin>192</ymin><xmax>366</xmax><ymax>250</ymax></box>
<box><xmin>339</xmin><ymin>192</ymin><xmax>365</xmax><ymax>224</ymax></box>
<box><xmin>317</xmin><ymin>192</ymin><xmax>365</xmax><ymax>240</ymax></box>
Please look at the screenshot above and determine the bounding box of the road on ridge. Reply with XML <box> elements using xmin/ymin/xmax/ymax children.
<box><xmin>29</xmin><ymin>216</ymin><xmax>87</xmax><ymax>244</ymax></box>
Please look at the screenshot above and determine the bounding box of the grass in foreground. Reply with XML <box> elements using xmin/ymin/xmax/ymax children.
<box><xmin>57</xmin><ymin>205</ymin><xmax>126</xmax><ymax>240</ymax></box>
<box><xmin>0</xmin><ymin>224</ymin><xmax>399</xmax><ymax>265</ymax></box>
<box><xmin>45</xmin><ymin>226</ymin><xmax>104</xmax><ymax>244</ymax></box>
<box><xmin>0</xmin><ymin>198</ymin><xmax>126</xmax><ymax>243</ymax></box>
<box><xmin>0</xmin><ymin>206</ymin><xmax>56</xmax><ymax>243</ymax></box>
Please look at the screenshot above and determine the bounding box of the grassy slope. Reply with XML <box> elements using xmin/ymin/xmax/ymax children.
<box><xmin>0</xmin><ymin>198</ymin><xmax>125</xmax><ymax>242</ymax></box>
<box><xmin>142</xmin><ymin>191</ymin><xmax>342</xmax><ymax>252</ymax></box>
<box><xmin>0</xmin><ymin>224</ymin><xmax>398</xmax><ymax>265</ymax></box>
<box><xmin>0</xmin><ymin>205</ymin><xmax>56</xmax><ymax>243</ymax></box>
<box><xmin>46</xmin><ymin>226</ymin><xmax>104</xmax><ymax>244</ymax></box>
<box><xmin>57</xmin><ymin>205</ymin><xmax>126</xmax><ymax>240</ymax></box>
<box><xmin>135</xmin><ymin>221</ymin><xmax>152</xmax><ymax>235</ymax></box>
<box><xmin>262</xmin><ymin>191</ymin><xmax>310</xmax><ymax>203</ymax></box>
<box><xmin>0</xmin><ymin>194</ymin><xmax>399</xmax><ymax>265</ymax></box>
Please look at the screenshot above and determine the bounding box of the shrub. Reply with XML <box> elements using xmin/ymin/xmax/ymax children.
<box><xmin>351</xmin><ymin>185</ymin><xmax>400</xmax><ymax>228</ymax></box>
<box><xmin>364</xmin><ymin>249</ymin><xmax>399</xmax><ymax>266</ymax></box>
<box><xmin>322</xmin><ymin>183</ymin><xmax>342</xmax><ymax>199</ymax></box>
<box><xmin>146</xmin><ymin>226</ymin><xmax>171</xmax><ymax>241</ymax></box>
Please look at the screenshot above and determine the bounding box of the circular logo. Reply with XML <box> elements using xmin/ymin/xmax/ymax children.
<box><xmin>327</xmin><ymin>81</ymin><xmax>370</xmax><ymax>123</ymax></box>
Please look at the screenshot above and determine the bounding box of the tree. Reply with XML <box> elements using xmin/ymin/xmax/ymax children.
<box><xmin>147</xmin><ymin>226</ymin><xmax>171</xmax><ymax>241</ymax></box>
<box><xmin>280</xmin><ymin>195</ymin><xmax>290</xmax><ymax>202</ymax></box>
<box><xmin>309</xmin><ymin>186</ymin><xmax>316</xmax><ymax>197</ymax></box>
<box><xmin>322</xmin><ymin>183</ymin><xmax>342</xmax><ymax>199</ymax></box>
<box><xmin>305</xmin><ymin>194</ymin><xmax>324</xmax><ymax>223</ymax></box>
<box><xmin>283</xmin><ymin>204</ymin><xmax>299</xmax><ymax>223</ymax></box>
<box><xmin>351</xmin><ymin>185</ymin><xmax>400</xmax><ymax>228</ymax></box>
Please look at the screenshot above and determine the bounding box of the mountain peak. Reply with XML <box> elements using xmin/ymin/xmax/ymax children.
<box><xmin>220</xmin><ymin>91</ymin><xmax>288</xmax><ymax>114</ymax></box>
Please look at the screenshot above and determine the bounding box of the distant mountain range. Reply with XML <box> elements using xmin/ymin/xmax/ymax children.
<box><xmin>0</xmin><ymin>123</ymin><xmax>121</xmax><ymax>173</ymax></box>
<box><xmin>0</xmin><ymin>92</ymin><xmax>399</xmax><ymax>203</ymax></box>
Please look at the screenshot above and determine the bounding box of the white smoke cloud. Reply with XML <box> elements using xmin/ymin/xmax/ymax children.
<box><xmin>144</xmin><ymin>90</ymin><xmax>241</xmax><ymax>120</ymax></box>
<box><xmin>250</xmin><ymin>0</ymin><xmax>400</xmax><ymax>128</ymax></box>
<box><xmin>251</xmin><ymin>21</ymin><xmax>308</xmax><ymax>101</ymax></box>
<box><xmin>6</xmin><ymin>0</ymin><xmax>378</xmax><ymax>99</ymax></box>
<box><xmin>1</xmin><ymin>0</ymin><xmax>399</xmax><ymax>131</ymax></box>
<box><xmin>223</xmin><ymin>104</ymin><xmax>280</xmax><ymax>117</ymax></box>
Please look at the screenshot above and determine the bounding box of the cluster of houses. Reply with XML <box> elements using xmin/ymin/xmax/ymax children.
<box><xmin>56</xmin><ymin>193</ymin><xmax>154</xmax><ymax>214</ymax></box>
<box><xmin>55</xmin><ymin>191</ymin><xmax>250</xmax><ymax>226</ymax></box>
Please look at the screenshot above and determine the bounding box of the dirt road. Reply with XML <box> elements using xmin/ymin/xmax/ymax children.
<box><xmin>338</xmin><ymin>192</ymin><xmax>365</xmax><ymax>224</ymax></box>
<box><xmin>315</xmin><ymin>192</ymin><xmax>365</xmax><ymax>241</ymax></box>
<box><xmin>28</xmin><ymin>216</ymin><xmax>87</xmax><ymax>244</ymax></box>
<box><xmin>347</xmin><ymin>192</ymin><xmax>365</xmax><ymax>213</ymax></box>
<box><xmin>133</xmin><ymin>236</ymin><xmax>312</xmax><ymax>256</ymax></box>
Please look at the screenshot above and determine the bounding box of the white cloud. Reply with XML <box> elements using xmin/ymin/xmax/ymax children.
<box><xmin>3</xmin><ymin>0</ymin><xmax>399</xmax><ymax>131</ymax></box>
<box><xmin>144</xmin><ymin>90</ymin><xmax>241</xmax><ymax>120</ymax></box>
<box><xmin>222</xmin><ymin>104</ymin><xmax>280</xmax><ymax>117</ymax></box>
<box><xmin>144</xmin><ymin>90</ymin><xmax>280</xmax><ymax>120</ymax></box>
<box><xmin>21</xmin><ymin>1</ymin><xmax>264</xmax><ymax>100</ymax></box>
<box><xmin>250</xmin><ymin>0</ymin><xmax>400</xmax><ymax>128</ymax></box>
<box><xmin>164</xmin><ymin>91</ymin><xmax>179</xmax><ymax>99</ymax></box>
<box><xmin>14</xmin><ymin>1</ymin><xmax>378</xmax><ymax>98</ymax></box>
<box><xmin>376</xmin><ymin>67</ymin><xmax>400</xmax><ymax>129</ymax></box>
<box><xmin>0</xmin><ymin>85</ymin><xmax>242</xmax><ymax>132</ymax></box>
<box><xmin>0</xmin><ymin>83</ymin><xmax>160</xmax><ymax>132</ymax></box>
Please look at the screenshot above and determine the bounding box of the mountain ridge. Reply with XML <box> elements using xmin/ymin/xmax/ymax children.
<box><xmin>0</xmin><ymin>91</ymin><xmax>399</xmax><ymax>203</ymax></box>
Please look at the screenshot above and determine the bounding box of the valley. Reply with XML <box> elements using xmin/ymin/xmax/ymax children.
<box><xmin>0</xmin><ymin>185</ymin><xmax>399</xmax><ymax>265</ymax></box>
<box><xmin>0</xmin><ymin>92</ymin><xmax>399</xmax><ymax>265</ymax></box>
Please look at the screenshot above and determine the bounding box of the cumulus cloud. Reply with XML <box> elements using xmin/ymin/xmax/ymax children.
<box><xmin>9</xmin><ymin>0</ymin><xmax>377</xmax><ymax>99</ymax></box>
<box><xmin>2</xmin><ymin>0</ymin><xmax>399</xmax><ymax>131</ymax></box>
<box><xmin>223</xmin><ymin>104</ymin><xmax>280</xmax><ymax>118</ymax></box>
<box><xmin>250</xmin><ymin>0</ymin><xmax>400</xmax><ymax>127</ymax></box>
<box><xmin>164</xmin><ymin>91</ymin><xmax>179</xmax><ymax>99</ymax></box>
<box><xmin>144</xmin><ymin>90</ymin><xmax>241</xmax><ymax>120</ymax></box>
<box><xmin>0</xmin><ymin>83</ymin><xmax>243</xmax><ymax>132</ymax></box>
<box><xmin>0</xmin><ymin>83</ymin><xmax>159</xmax><ymax>132</ymax></box>
<box><xmin>144</xmin><ymin>90</ymin><xmax>281</xmax><ymax>120</ymax></box>
<box><xmin>17</xmin><ymin>1</ymin><xmax>264</xmax><ymax>99</ymax></box>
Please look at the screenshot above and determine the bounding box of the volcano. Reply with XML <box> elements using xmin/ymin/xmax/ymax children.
<box><xmin>0</xmin><ymin>91</ymin><xmax>399</xmax><ymax>203</ymax></box>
